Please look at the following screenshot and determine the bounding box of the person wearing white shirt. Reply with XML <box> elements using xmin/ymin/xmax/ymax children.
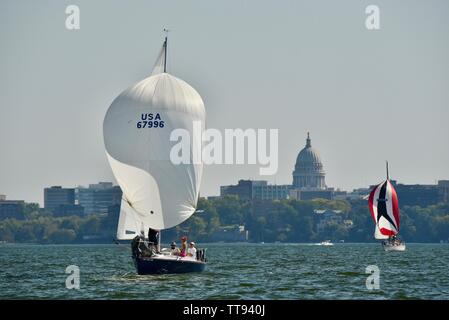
<box><xmin>187</xmin><ymin>242</ymin><xmax>197</xmax><ymax>259</ymax></box>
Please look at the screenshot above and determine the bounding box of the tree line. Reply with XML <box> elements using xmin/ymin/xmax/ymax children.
<box><xmin>0</xmin><ymin>197</ymin><xmax>448</xmax><ymax>244</ymax></box>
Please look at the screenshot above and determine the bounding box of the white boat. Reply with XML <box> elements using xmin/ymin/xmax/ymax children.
<box><xmin>368</xmin><ymin>162</ymin><xmax>406</xmax><ymax>252</ymax></box>
<box><xmin>316</xmin><ymin>240</ymin><xmax>333</xmax><ymax>246</ymax></box>
<box><xmin>103</xmin><ymin>31</ymin><xmax>207</xmax><ymax>274</ymax></box>
<box><xmin>382</xmin><ymin>240</ymin><xmax>406</xmax><ymax>252</ymax></box>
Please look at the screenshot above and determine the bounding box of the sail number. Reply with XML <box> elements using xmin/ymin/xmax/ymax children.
<box><xmin>137</xmin><ymin>113</ymin><xmax>165</xmax><ymax>129</ymax></box>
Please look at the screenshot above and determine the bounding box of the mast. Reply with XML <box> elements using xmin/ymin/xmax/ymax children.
<box><xmin>163</xmin><ymin>28</ymin><xmax>169</xmax><ymax>73</ymax></box>
<box><xmin>386</xmin><ymin>161</ymin><xmax>390</xmax><ymax>181</ymax></box>
<box><xmin>163</xmin><ymin>36</ymin><xmax>167</xmax><ymax>73</ymax></box>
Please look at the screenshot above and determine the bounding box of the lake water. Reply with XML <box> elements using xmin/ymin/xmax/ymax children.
<box><xmin>1</xmin><ymin>243</ymin><xmax>448</xmax><ymax>299</ymax></box>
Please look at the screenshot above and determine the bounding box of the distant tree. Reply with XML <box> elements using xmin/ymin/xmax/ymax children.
<box><xmin>277</xmin><ymin>232</ymin><xmax>287</xmax><ymax>242</ymax></box>
<box><xmin>433</xmin><ymin>215</ymin><xmax>449</xmax><ymax>242</ymax></box>
<box><xmin>14</xmin><ymin>223</ymin><xmax>36</xmax><ymax>242</ymax></box>
<box><xmin>321</xmin><ymin>222</ymin><xmax>349</xmax><ymax>241</ymax></box>
<box><xmin>60</xmin><ymin>217</ymin><xmax>81</xmax><ymax>230</ymax></box>
<box><xmin>213</xmin><ymin>195</ymin><xmax>247</xmax><ymax>225</ymax></box>
<box><xmin>1</xmin><ymin>197</ymin><xmax>447</xmax><ymax>244</ymax></box>
<box><xmin>48</xmin><ymin>229</ymin><xmax>76</xmax><ymax>243</ymax></box>
<box><xmin>79</xmin><ymin>216</ymin><xmax>101</xmax><ymax>236</ymax></box>
<box><xmin>188</xmin><ymin>216</ymin><xmax>207</xmax><ymax>239</ymax></box>
<box><xmin>197</xmin><ymin>198</ymin><xmax>221</xmax><ymax>238</ymax></box>
<box><xmin>43</xmin><ymin>222</ymin><xmax>59</xmax><ymax>243</ymax></box>
<box><xmin>22</xmin><ymin>203</ymin><xmax>41</xmax><ymax>219</ymax></box>
<box><xmin>309</xmin><ymin>199</ymin><xmax>351</xmax><ymax>213</ymax></box>
<box><xmin>0</xmin><ymin>225</ymin><xmax>14</xmax><ymax>242</ymax></box>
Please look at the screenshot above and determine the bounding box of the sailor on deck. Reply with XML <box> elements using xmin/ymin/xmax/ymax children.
<box><xmin>170</xmin><ymin>241</ymin><xmax>180</xmax><ymax>256</ymax></box>
<box><xmin>148</xmin><ymin>228</ymin><xmax>160</xmax><ymax>253</ymax></box>
<box><xmin>187</xmin><ymin>242</ymin><xmax>197</xmax><ymax>259</ymax></box>
<box><xmin>180</xmin><ymin>236</ymin><xmax>188</xmax><ymax>257</ymax></box>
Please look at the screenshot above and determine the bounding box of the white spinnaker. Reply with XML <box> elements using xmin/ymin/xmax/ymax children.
<box><xmin>109</xmin><ymin>155</ymin><xmax>164</xmax><ymax>239</ymax></box>
<box><xmin>104</xmin><ymin>72</ymin><xmax>205</xmax><ymax>239</ymax></box>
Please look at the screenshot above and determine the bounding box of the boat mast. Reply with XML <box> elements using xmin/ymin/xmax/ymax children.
<box><xmin>163</xmin><ymin>37</ymin><xmax>167</xmax><ymax>73</ymax></box>
<box><xmin>386</xmin><ymin>161</ymin><xmax>390</xmax><ymax>180</ymax></box>
<box><xmin>163</xmin><ymin>28</ymin><xmax>169</xmax><ymax>73</ymax></box>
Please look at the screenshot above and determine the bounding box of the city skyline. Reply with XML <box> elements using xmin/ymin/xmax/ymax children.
<box><xmin>2</xmin><ymin>169</ymin><xmax>449</xmax><ymax>207</ymax></box>
<box><xmin>2</xmin><ymin>129</ymin><xmax>448</xmax><ymax>206</ymax></box>
<box><xmin>1</xmin><ymin>0</ymin><xmax>449</xmax><ymax>206</ymax></box>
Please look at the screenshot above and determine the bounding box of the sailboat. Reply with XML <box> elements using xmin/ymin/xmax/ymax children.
<box><xmin>103</xmin><ymin>33</ymin><xmax>207</xmax><ymax>274</ymax></box>
<box><xmin>368</xmin><ymin>162</ymin><xmax>406</xmax><ymax>252</ymax></box>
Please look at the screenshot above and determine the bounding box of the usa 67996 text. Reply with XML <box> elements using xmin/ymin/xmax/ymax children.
<box><xmin>183</xmin><ymin>304</ymin><xmax>265</xmax><ymax>317</ymax></box>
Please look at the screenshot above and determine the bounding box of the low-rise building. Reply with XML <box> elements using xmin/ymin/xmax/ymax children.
<box><xmin>290</xmin><ymin>189</ymin><xmax>333</xmax><ymax>201</ymax></box>
<box><xmin>220</xmin><ymin>180</ymin><xmax>290</xmax><ymax>200</ymax></box>
<box><xmin>252</xmin><ymin>183</ymin><xmax>291</xmax><ymax>200</ymax></box>
<box><xmin>438</xmin><ymin>180</ymin><xmax>449</xmax><ymax>203</ymax></box>
<box><xmin>53</xmin><ymin>204</ymin><xmax>85</xmax><ymax>217</ymax></box>
<box><xmin>367</xmin><ymin>180</ymin><xmax>442</xmax><ymax>207</ymax></box>
<box><xmin>220</xmin><ymin>180</ymin><xmax>255</xmax><ymax>200</ymax></box>
<box><xmin>77</xmin><ymin>182</ymin><xmax>122</xmax><ymax>215</ymax></box>
<box><xmin>0</xmin><ymin>200</ymin><xmax>25</xmax><ymax>220</ymax></box>
<box><xmin>394</xmin><ymin>183</ymin><xmax>439</xmax><ymax>207</ymax></box>
<box><xmin>44</xmin><ymin>186</ymin><xmax>75</xmax><ymax>213</ymax></box>
<box><xmin>334</xmin><ymin>188</ymin><xmax>370</xmax><ymax>201</ymax></box>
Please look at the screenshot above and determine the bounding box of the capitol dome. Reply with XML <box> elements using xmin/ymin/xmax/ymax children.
<box><xmin>292</xmin><ymin>133</ymin><xmax>326</xmax><ymax>190</ymax></box>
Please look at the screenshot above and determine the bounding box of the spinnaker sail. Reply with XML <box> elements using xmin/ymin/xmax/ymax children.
<box><xmin>103</xmin><ymin>37</ymin><xmax>205</xmax><ymax>239</ymax></box>
<box><xmin>368</xmin><ymin>178</ymin><xmax>400</xmax><ymax>239</ymax></box>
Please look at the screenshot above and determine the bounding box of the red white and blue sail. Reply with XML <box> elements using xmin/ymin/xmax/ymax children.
<box><xmin>368</xmin><ymin>179</ymin><xmax>400</xmax><ymax>239</ymax></box>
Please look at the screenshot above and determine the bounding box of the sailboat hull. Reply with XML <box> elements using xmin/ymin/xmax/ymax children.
<box><xmin>382</xmin><ymin>242</ymin><xmax>406</xmax><ymax>252</ymax></box>
<box><xmin>134</xmin><ymin>255</ymin><xmax>206</xmax><ymax>274</ymax></box>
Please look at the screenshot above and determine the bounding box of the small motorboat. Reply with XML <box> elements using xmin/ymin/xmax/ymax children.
<box><xmin>316</xmin><ymin>240</ymin><xmax>333</xmax><ymax>246</ymax></box>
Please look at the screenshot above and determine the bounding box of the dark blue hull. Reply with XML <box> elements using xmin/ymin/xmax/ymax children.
<box><xmin>134</xmin><ymin>256</ymin><xmax>206</xmax><ymax>275</ymax></box>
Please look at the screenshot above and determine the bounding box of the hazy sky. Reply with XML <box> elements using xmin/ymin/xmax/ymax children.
<box><xmin>1</xmin><ymin>0</ymin><xmax>449</xmax><ymax>206</ymax></box>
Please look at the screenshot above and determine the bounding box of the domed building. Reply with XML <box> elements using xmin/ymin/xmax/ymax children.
<box><xmin>292</xmin><ymin>133</ymin><xmax>326</xmax><ymax>190</ymax></box>
<box><xmin>220</xmin><ymin>132</ymin><xmax>334</xmax><ymax>202</ymax></box>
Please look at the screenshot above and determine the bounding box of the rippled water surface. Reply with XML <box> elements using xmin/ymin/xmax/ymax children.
<box><xmin>1</xmin><ymin>243</ymin><xmax>448</xmax><ymax>299</ymax></box>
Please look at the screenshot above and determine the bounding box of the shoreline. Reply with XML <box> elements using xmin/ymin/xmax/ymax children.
<box><xmin>1</xmin><ymin>241</ymin><xmax>448</xmax><ymax>246</ymax></box>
